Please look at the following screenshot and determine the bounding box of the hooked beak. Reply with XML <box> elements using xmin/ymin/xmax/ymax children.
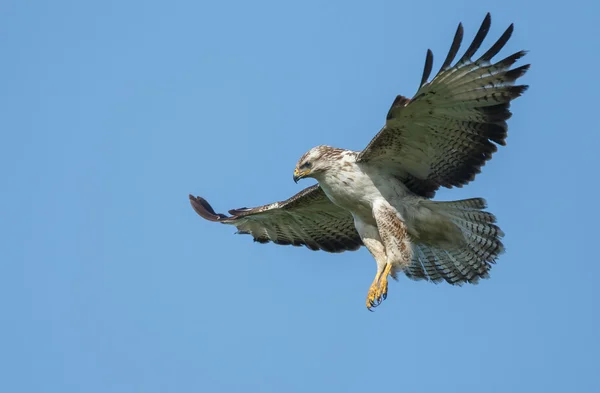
<box><xmin>293</xmin><ymin>168</ymin><xmax>310</xmax><ymax>183</ymax></box>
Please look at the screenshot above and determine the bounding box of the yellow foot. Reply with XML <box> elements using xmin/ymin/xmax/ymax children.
<box><xmin>366</xmin><ymin>283</ymin><xmax>381</xmax><ymax>310</ymax></box>
<box><xmin>366</xmin><ymin>263</ymin><xmax>392</xmax><ymax>311</ymax></box>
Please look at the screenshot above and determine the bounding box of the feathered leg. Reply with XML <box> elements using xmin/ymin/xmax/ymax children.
<box><xmin>363</xmin><ymin>237</ymin><xmax>389</xmax><ymax>310</ymax></box>
<box><xmin>354</xmin><ymin>217</ymin><xmax>389</xmax><ymax>310</ymax></box>
<box><xmin>355</xmin><ymin>201</ymin><xmax>413</xmax><ymax>311</ymax></box>
<box><xmin>372</xmin><ymin>200</ymin><xmax>413</xmax><ymax>304</ymax></box>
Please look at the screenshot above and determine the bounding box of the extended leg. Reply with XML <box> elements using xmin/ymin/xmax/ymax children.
<box><xmin>354</xmin><ymin>217</ymin><xmax>390</xmax><ymax>310</ymax></box>
<box><xmin>363</xmin><ymin>201</ymin><xmax>412</xmax><ymax>310</ymax></box>
<box><xmin>363</xmin><ymin>238</ymin><xmax>389</xmax><ymax>310</ymax></box>
<box><xmin>372</xmin><ymin>200</ymin><xmax>413</xmax><ymax>303</ymax></box>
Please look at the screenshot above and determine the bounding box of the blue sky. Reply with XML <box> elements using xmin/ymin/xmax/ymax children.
<box><xmin>2</xmin><ymin>0</ymin><xmax>599</xmax><ymax>392</ymax></box>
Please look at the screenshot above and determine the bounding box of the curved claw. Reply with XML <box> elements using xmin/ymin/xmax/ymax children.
<box><xmin>367</xmin><ymin>296</ymin><xmax>384</xmax><ymax>311</ymax></box>
<box><xmin>366</xmin><ymin>263</ymin><xmax>394</xmax><ymax>310</ymax></box>
<box><xmin>366</xmin><ymin>271</ymin><xmax>391</xmax><ymax>310</ymax></box>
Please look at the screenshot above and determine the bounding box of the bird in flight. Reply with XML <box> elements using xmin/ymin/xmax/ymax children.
<box><xmin>190</xmin><ymin>13</ymin><xmax>529</xmax><ymax>310</ymax></box>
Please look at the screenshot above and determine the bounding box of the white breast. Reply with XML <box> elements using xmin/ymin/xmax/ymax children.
<box><xmin>318</xmin><ymin>158</ymin><xmax>408</xmax><ymax>220</ymax></box>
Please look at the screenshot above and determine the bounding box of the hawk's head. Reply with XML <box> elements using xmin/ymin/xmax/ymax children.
<box><xmin>293</xmin><ymin>145</ymin><xmax>344</xmax><ymax>183</ymax></box>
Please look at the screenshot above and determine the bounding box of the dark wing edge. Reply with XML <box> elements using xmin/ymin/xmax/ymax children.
<box><xmin>358</xmin><ymin>13</ymin><xmax>529</xmax><ymax>198</ymax></box>
<box><xmin>189</xmin><ymin>195</ymin><xmax>230</xmax><ymax>222</ymax></box>
<box><xmin>189</xmin><ymin>185</ymin><xmax>363</xmax><ymax>253</ymax></box>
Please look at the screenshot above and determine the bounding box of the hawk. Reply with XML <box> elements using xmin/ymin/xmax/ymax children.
<box><xmin>190</xmin><ymin>13</ymin><xmax>529</xmax><ymax>310</ymax></box>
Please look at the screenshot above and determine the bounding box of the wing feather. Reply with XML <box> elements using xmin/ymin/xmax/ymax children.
<box><xmin>419</xmin><ymin>49</ymin><xmax>434</xmax><ymax>89</ymax></box>
<box><xmin>189</xmin><ymin>185</ymin><xmax>362</xmax><ymax>253</ymax></box>
<box><xmin>458</xmin><ymin>13</ymin><xmax>491</xmax><ymax>63</ymax></box>
<box><xmin>357</xmin><ymin>13</ymin><xmax>529</xmax><ymax>198</ymax></box>
<box><xmin>440</xmin><ymin>23</ymin><xmax>464</xmax><ymax>72</ymax></box>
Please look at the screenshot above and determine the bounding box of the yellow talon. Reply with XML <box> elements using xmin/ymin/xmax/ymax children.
<box><xmin>366</xmin><ymin>263</ymin><xmax>393</xmax><ymax>310</ymax></box>
<box><xmin>378</xmin><ymin>263</ymin><xmax>392</xmax><ymax>299</ymax></box>
<box><xmin>366</xmin><ymin>284</ymin><xmax>379</xmax><ymax>309</ymax></box>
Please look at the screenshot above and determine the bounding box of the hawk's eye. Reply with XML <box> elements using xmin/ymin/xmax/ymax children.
<box><xmin>300</xmin><ymin>162</ymin><xmax>311</xmax><ymax>169</ymax></box>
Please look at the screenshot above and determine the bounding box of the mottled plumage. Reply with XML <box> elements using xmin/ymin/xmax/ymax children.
<box><xmin>190</xmin><ymin>13</ymin><xmax>528</xmax><ymax>310</ymax></box>
<box><xmin>190</xmin><ymin>184</ymin><xmax>362</xmax><ymax>252</ymax></box>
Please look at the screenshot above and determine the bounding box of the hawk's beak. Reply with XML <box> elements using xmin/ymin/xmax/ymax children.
<box><xmin>293</xmin><ymin>168</ymin><xmax>310</xmax><ymax>183</ymax></box>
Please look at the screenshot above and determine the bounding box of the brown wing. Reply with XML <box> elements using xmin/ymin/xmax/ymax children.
<box><xmin>189</xmin><ymin>184</ymin><xmax>362</xmax><ymax>253</ymax></box>
<box><xmin>357</xmin><ymin>13</ymin><xmax>529</xmax><ymax>198</ymax></box>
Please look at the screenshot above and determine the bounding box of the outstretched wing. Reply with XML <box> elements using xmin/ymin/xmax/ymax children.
<box><xmin>189</xmin><ymin>184</ymin><xmax>362</xmax><ymax>253</ymax></box>
<box><xmin>357</xmin><ymin>13</ymin><xmax>529</xmax><ymax>198</ymax></box>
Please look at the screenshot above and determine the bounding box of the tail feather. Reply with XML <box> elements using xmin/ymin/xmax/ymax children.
<box><xmin>442</xmin><ymin>249</ymin><xmax>488</xmax><ymax>282</ymax></box>
<box><xmin>445</xmin><ymin>247</ymin><xmax>490</xmax><ymax>282</ymax></box>
<box><xmin>413</xmin><ymin>245</ymin><xmax>445</xmax><ymax>283</ymax></box>
<box><xmin>404</xmin><ymin>198</ymin><xmax>504</xmax><ymax>285</ymax></box>
<box><xmin>431</xmin><ymin>197</ymin><xmax>487</xmax><ymax>209</ymax></box>
<box><xmin>430</xmin><ymin>247</ymin><xmax>467</xmax><ymax>283</ymax></box>
<box><xmin>464</xmin><ymin>232</ymin><xmax>502</xmax><ymax>260</ymax></box>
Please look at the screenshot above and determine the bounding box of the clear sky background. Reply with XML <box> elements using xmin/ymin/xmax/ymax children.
<box><xmin>2</xmin><ymin>1</ymin><xmax>599</xmax><ymax>392</ymax></box>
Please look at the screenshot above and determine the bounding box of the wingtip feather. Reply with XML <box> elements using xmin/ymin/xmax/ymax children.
<box><xmin>478</xmin><ymin>23</ymin><xmax>514</xmax><ymax>62</ymax></box>
<box><xmin>189</xmin><ymin>194</ymin><xmax>229</xmax><ymax>222</ymax></box>
<box><xmin>459</xmin><ymin>13</ymin><xmax>492</xmax><ymax>63</ymax></box>
<box><xmin>420</xmin><ymin>49</ymin><xmax>434</xmax><ymax>88</ymax></box>
<box><xmin>439</xmin><ymin>23</ymin><xmax>464</xmax><ymax>72</ymax></box>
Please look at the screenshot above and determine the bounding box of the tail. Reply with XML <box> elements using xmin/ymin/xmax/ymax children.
<box><xmin>404</xmin><ymin>198</ymin><xmax>504</xmax><ymax>285</ymax></box>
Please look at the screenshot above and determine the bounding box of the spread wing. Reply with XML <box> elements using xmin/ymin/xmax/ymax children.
<box><xmin>189</xmin><ymin>185</ymin><xmax>362</xmax><ymax>252</ymax></box>
<box><xmin>357</xmin><ymin>13</ymin><xmax>529</xmax><ymax>198</ymax></box>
